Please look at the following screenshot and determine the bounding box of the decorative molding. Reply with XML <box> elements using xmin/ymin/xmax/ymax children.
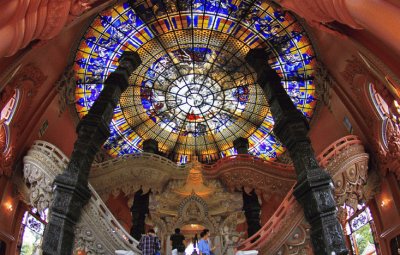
<box><xmin>23</xmin><ymin>140</ymin><xmax>141</xmax><ymax>254</ymax></box>
<box><xmin>89</xmin><ymin>153</ymin><xmax>296</xmax><ymax>201</ymax></box>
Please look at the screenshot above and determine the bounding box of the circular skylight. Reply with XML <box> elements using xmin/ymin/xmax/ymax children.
<box><xmin>74</xmin><ymin>0</ymin><xmax>317</xmax><ymax>163</ymax></box>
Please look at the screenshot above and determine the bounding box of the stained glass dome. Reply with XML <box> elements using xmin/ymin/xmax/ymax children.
<box><xmin>74</xmin><ymin>0</ymin><xmax>317</xmax><ymax>163</ymax></box>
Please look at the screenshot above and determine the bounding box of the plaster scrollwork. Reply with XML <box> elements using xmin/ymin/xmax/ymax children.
<box><xmin>178</xmin><ymin>194</ymin><xmax>209</xmax><ymax>220</ymax></box>
<box><xmin>23</xmin><ymin>140</ymin><xmax>141</xmax><ymax>254</ymax></box>
<box><xmin>23</xmin><ymin>162</ymin><xmax>54</xmax><ymax>212</ymax></box>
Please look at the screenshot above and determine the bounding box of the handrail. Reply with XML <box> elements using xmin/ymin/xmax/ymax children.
<box><xmin>30</xmin><ymin>135</ymin><xmax>363</xmax><ymax>253</ymax></box>
<box><xmin>236</xmin><ymin>186</ymin><xmax>299</xmax><ymax>251</ymax></box>
<box><xmin>316</xmin><ymin>135</ymin><xmax>362</xmax><ymax>168</ymax></box>
<box><xmin>237</xmin><ymin>135</ymin><xmax>365</xmax><ymax>252</ymax></box>
<box><xmin>92</xmin><ymin>152</ymin><xmax>189</xmax><ymax>171</ymax></box>
<box><xmin>202</xmin><ymin>154</ymin><xmax>295</xmax><ymax>174</ymax></box>
<box><xmin>28</xmin><ymin>141</ymin><xmax>141</xmax><ymax>253</ymax></box>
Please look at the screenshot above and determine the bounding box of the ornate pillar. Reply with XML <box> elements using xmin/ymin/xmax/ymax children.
<box><xmin>130</xmin><ymin>189</ymin><xmax>150</xmax><ymax>241</ymax></box>
<box><xmin>129</xmin><ymin>139</ymin><xmax>155</xmax><ymax>240</ymax></box>
<box><xmin>233</xmin><ymin>137</ymin><xmax>262</xmax><ymax>237</ymax></box>
<box><xmin>143</xmin><ymin>138</ymin><xmax>159</xmax><ymax>154</ymax></box>
<box><xmin>245</xmin><ymin>49</ymin><xmax>347</xmax><ymax>254</ymax></box>
<box><xmin>242</xmin><ymin>189</ymin><xmax>262</xmax><ymax>238</ymax></box>
<box><xmin>233</xmin><ymin>137</ymin><xmax>249</xmax><ymax>155</ymax></box>
<box><xmin>42</xmin><ymin>51</ymin><xmax>141</xmax><ymax>255</ymax></box>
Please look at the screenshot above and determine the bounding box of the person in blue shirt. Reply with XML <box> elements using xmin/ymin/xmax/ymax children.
<box><xmin>197</xmin><ymin>229</ymin><xmax>216</xmax><ymax>255</ymax></box>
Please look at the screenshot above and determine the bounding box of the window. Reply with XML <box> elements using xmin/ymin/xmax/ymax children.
<box><xmin>345</xmin><ymin>205</ymin><xmax>380</xmax><ymax>255</ymax></box>
<box><xmin>18</xmin><ymin>208</ymin><xmax>48</xmax><ymax>255</ymax></box>
<box><xmin>390</xmin><ymin>234</ymin><xmax>400</xmax><ymax>255</ymax></box>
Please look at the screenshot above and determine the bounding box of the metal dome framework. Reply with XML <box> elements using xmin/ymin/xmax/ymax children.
<box><xmin>73</xmin><ymin>0</ymin><xmax>317</xmax><ymax>163</ymax></box>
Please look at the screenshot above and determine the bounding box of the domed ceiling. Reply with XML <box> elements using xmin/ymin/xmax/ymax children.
<box><xmin>73</xmin><ymin>0</ymin><xmax>317</xmax><ymax>163</ymax></box>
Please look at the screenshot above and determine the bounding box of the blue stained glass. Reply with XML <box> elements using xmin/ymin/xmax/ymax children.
<box><xmin>74</xmin><ymin>0</ymin><xmax>317</xmax><ymax>162</ymax></box>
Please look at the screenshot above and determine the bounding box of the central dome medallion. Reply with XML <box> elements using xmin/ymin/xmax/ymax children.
<box><xmin>74</xmin><ymin>0</ymin><xmax>317</xmax><ymax>163</ymax></box>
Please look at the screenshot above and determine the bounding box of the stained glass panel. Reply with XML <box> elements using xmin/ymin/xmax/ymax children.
<box><xmin>74</xmin><ymin>0</ymin><xmax>317</xmax><ymax>162</ymax></box>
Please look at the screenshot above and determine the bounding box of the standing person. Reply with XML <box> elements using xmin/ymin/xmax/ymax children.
<box><xmin>170</xmin><ymin>228</ymin><xmax>186</xmax><ymax>255</ymax></box>
<box><xmin>138</xmin><ymin>229</ymin><xmax>161</xmax><ymax>255</ymax></box>
<box><xmin>198</xmin><ymin>229</ymin><xmax>216</xmax><ymax>255</ymax></box>
<box><xmin>192</xmin><ymin>234</ymin><xmax>199</xmax><ymax>255</ymax></box>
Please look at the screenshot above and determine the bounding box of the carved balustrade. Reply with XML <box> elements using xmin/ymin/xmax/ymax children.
<box><xmin>23</xmin><ymin>140</ymin><xmax>140</xmax><ymax>255</ymax></box>
<box><xmin>22</xmin><ymin>134</ymin><xmax>368</xmax><ymax>254</ymax></box>
<box><xmin>237</xmin><ymin>135</ymin><xmax>369</xmax><ymax>254</ymax></box>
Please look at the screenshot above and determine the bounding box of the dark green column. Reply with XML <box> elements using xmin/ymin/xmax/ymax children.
<box><xmin>42</xmin><ymin>51</ymin><xmax>142</xmax><ymax>255</ymax></box>
<box><xmin>143</xmin><ymin>138</ymin><xmax>159</xmax><ymax>154</ymax></box>
<box><xmin>130</xmin><ymin>189</ymin><xmax>150</xmax><ymax>240</ymax></box>
<box><xmin>233</xmin><ymin>137</ymin><xmax>262</xmax><ymax>238</ymax></box>
<box><xmin>245</xmin><ymin>49</ymin><xmax>347</xmax><ymax>255</ymax></box>
<box><xmin>129</xmin><ymin>139</ymin><xmax>156</xmax><ymax>240</ymax></box>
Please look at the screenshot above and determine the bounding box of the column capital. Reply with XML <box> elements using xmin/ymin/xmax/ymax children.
<box><xmin>143</xmin><ymin>139</ymin><xmax>159</xmax><ymax>154</ymax></box>
<box><xmin>233</xmin><ymin>137</ymin><xmax>249</xmax><ymax>155</ymax></box>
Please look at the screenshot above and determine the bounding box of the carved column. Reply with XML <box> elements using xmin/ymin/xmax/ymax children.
<box><xmin>233</xmin><ymin>137</ymin><xmax>249</xmax><ymax>155</ymax></box>
<box><xmin>233</xmin><ymin>137</ymin><xmax>262</xmax><ymax>237</ymax></box>
<box><xmin>130</xmin><ymin>189</ymin><xmax>150</xmax><ymax>240</ymax></box>
<box><xmin>242</xmin><ymin>189</ymin><xmax>262</xmax><ymax>238</ymax></box>
<box><xmin>245</xmin><ymin>49</ymin><xmax>347</xmax><ymax>255</ymax></box>
<box><xmin>42</xmin><ymin>51</ymin><xmax>141</xmax><ymax>255</ymax></box>
<box><xmin>129</xmin><ymin>139</ymin><xmax>155</xmax><ymax>240</ymax></box>
<box><xmin>143</xmin><ymin>138</ymin><xmax>159</xmax><ymax>154</ymax></box>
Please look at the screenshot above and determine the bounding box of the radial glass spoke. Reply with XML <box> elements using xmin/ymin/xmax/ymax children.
<box><xmin>73</xmin><ymin>0</ymin><xmax>317</xmax><ymax>162</ymax></box>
